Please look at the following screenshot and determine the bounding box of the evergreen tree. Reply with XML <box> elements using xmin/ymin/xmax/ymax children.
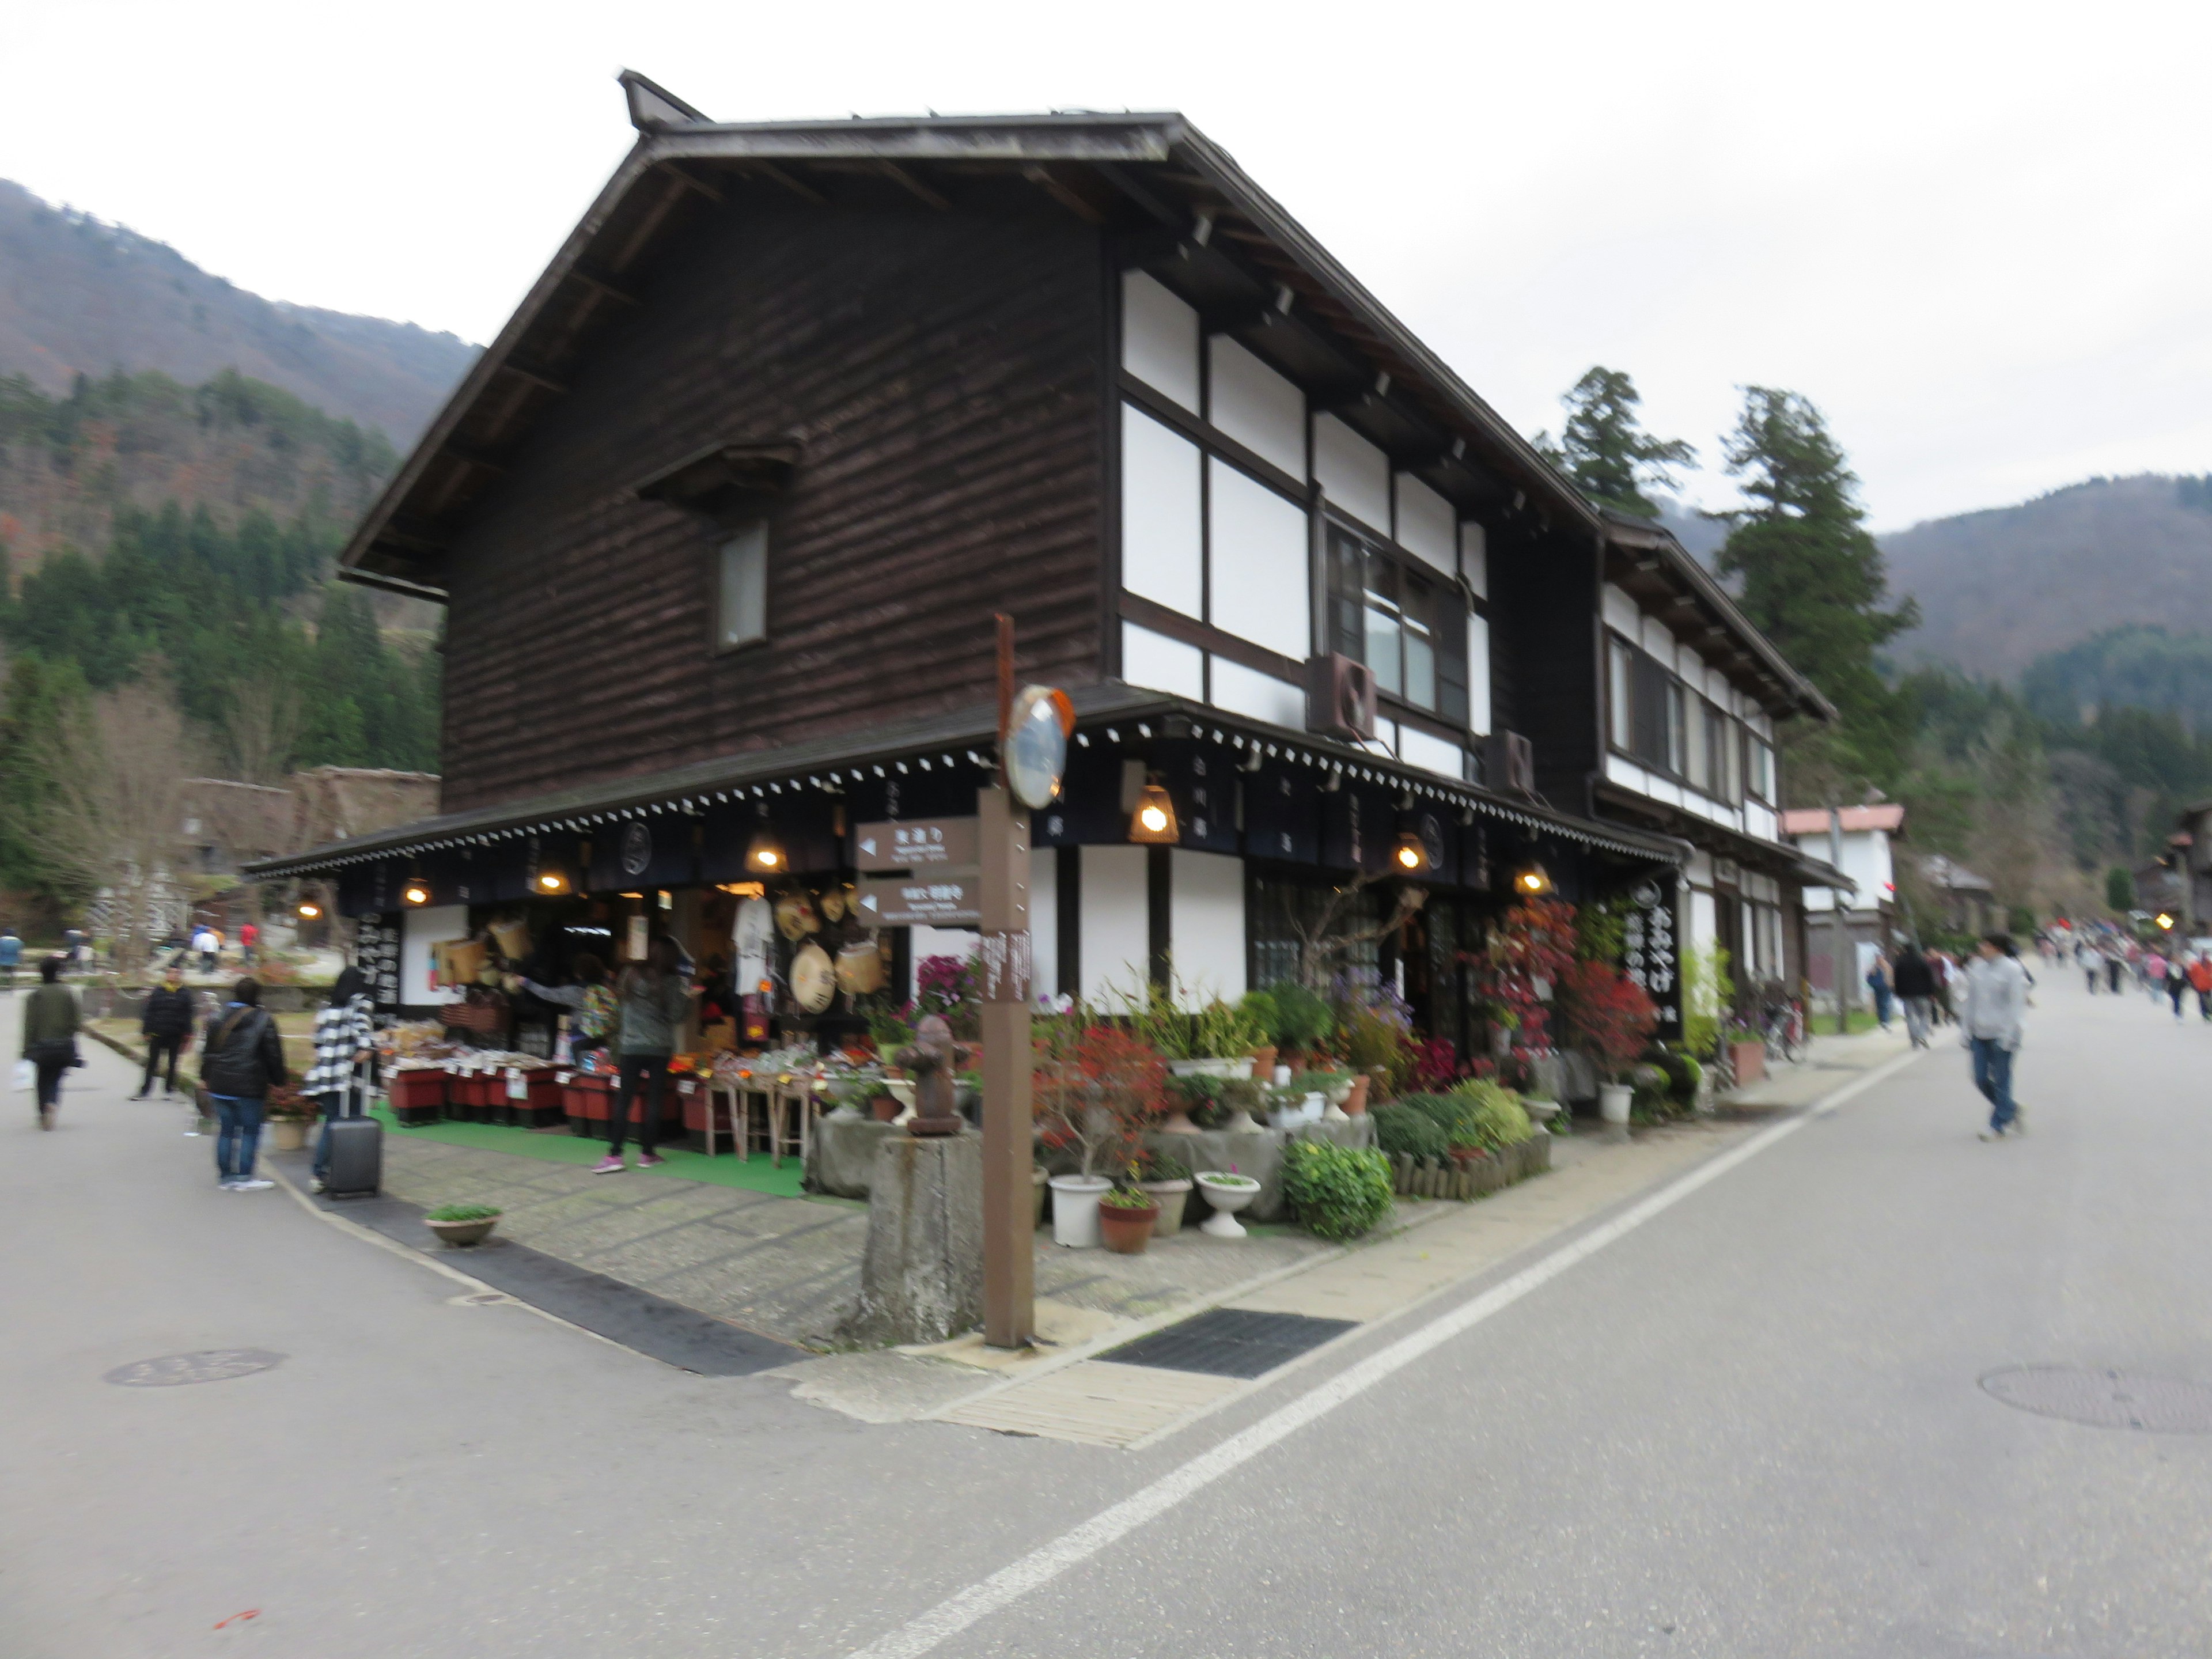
<box><xmin>1715</xmin><ymin>387</ymin><xmax>1919</xmax><ymax>793</ymax></box>
<box><xmin>1536</xmin><ymin>366</ymin><xmax>1695</xmax><ymax>519</ymax></box>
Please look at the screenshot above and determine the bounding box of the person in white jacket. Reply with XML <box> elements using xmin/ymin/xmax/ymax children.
<box><xmin>1961</xmin><ymin>934</ymin><xmax>2029</xmax><ymax>1139</ymax></box>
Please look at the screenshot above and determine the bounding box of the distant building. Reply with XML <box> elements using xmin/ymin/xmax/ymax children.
<box><xmin>1915</xmin><ymin>853</ymin><xmax>1998</xmax><ymax>939</ymax></box>
<box><xmin>1783</xmin><ymin>804</ymin><xmax>1903</xmax><ymax>994</ymax></box>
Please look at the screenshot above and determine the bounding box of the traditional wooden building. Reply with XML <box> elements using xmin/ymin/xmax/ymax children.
<box><xmin>251</xmin><ymin>76</ymin><xmax>1839</xmax><ymax>1053</ymax></box>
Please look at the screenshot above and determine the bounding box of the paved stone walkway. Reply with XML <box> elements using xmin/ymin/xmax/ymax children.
<box><xmin>374</xmin><ymin>1132</ymin><xmax>1346</xmax><ymax>1350</ymax></box>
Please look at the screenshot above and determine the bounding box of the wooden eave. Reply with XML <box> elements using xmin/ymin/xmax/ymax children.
<box><xmin>335</xmin><ymin>104</ymin><xmax>1613</xmax><ymax>598</ymax></box>
<box><xmin>1601</xmin><ymin>517</ymin><xmax>1834</xmax><ymax>725</ymax></box>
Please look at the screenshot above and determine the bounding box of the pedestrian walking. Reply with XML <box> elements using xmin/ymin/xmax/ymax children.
<box><xmin>2105</xmin><ymin>947</ymin><xmax>2124</xmax><ymax>995</ymax></box>
<box><xmin>238</xmin><ymin>919</ymin><xmax>259</xmax><ymax>967</ymax></box>
<box><xmin>305</xmin><ymin>965</ymin><xmax>374</xmax><ymax>1195</ymax></box>
<box><xmin>132</xmin><ymin>963</ymin><xmax>196</xmax><ymax>1099</ymax></box>
<box><xmin>20</xmin><ymin>955</ymin><xmax>81</xmax><ymax>1130</ymax></box>
<box><xmin>1892</xmin><ymin>942</ymin><xmax>1937</xmax><ymax>1048</ymax></box>
<box><xmin>1933</xmin><ymin>950</ymin><xmax>1959</xmax><ymax>1024</ymax></box>
<box><xmin>0</xmin><ymin>925</ymin><xmax>21</xmax><ymax>991</ymax></box>
<box><xmin>1866</xmin><ymin>953</ymin><xmax>1895</xmax><ymax>1028</ymax></box>
<box><xmin>593</xmin><ymin>937</ymin><xmax>694</xmax><ymax>1175</ymax></box>
<box><xmin>2164</xmin><ymin>952</ymin><xmax>2189</xmax><ymax>1021</ymax></box>
<box><xmin>518</xmin><ymin>954</ymin><xmax>612</xmax><ymax>1065</ymax></box>
<box><xmin>199</xmin><ymin>978</ymin><xmax>287</xmax><ymax>1191</ymax></box>
<box><xmin>2079</xmin><ymin>939</ymin><xmax>2099</xmax><ymax>993</ymax></box>
<box><xmin>1962</xmin><ymin>933</ymin><xmax>2029</xmax><ymax>1141</ymax></box>
<box><xmin>192</xmin><ymin>924</ymin><xmax>218</xmax><ymax>976</ymax></box>
<box><xmin>2190</xmin><ymin>952</ymin><xmax>2212</xmax><ymax>1021</ymax></box>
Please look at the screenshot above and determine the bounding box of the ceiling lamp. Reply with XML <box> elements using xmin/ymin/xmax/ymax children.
<box><xmin>402</xmin><ymin>877</ymin><xmax>431</xmax><ymax>906</ymax></box>
<box><xmin>1393</xmin><ymin>830</ymin><xmax>1428</xmax><ymax>873</ymax></box>
<box><xmin>744</xmin><ymin>806</ymin><xmax>788</xmax><ymax>874</ymax></box>
<box><xmin>1128</xmin><ymin>777</ymin><xmax>1179</xmax><ymax>844</ymax></box>
<box><xmin>1513</xmin><ymin>862</ymin><xmax>1554</xmax><ymax>896</ymax></box>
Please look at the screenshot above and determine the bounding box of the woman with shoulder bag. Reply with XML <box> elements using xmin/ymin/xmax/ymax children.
<box><xmin>22</xmin><ymin>955</ymin><xmax>82</xmax><ymax>1130</ymax></box>
<box><xmin>200</xmin><ymin>978</ymin><xmax>288</xmax><ymax>1191</ymax></box>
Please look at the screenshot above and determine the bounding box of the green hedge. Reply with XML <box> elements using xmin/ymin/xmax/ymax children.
<box><xmin>1282</xmin><ymin>1139</ymin><xmax>1395</xmax><ymax>1240</ymax></box>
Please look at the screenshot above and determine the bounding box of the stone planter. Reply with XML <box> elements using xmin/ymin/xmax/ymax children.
<box><xmin>267</xmin><ymin>1119</ymin><xmax>310</xmax><ymax>1153</ymax></box>
<box><xmin>424</xmin><ymin>1214</ymin><xmax>501</xmax><ymax>1248</ymax></box>
<box><xmin>1048</xmin><ymin>1174</ymin><xmax>1110</xmax><ymax>1248</ymax></box>
<box><xmin>1097</xmin><ymin>1199</ymin><xmax>1160</xmax><ymax>1255</ymax></box>
<box><xmin>1730</xmin><ymin>1040</ymin><xmax>1767</xmax><ymax>1086</ymax></box>
<box><xmin>1598</xmin><ymin>1082</ymin><xmax>1633</xmax><ymax>1126</ymax></box>
<box><xmin>1168</xmin><ymin>1057</ymin><xmax>1255</xmax><ymax>1081</ymax></box>
<box><xmin>1141</xmin><ymin>1177</ymin><xmax>1191</xmax><ymax>1236</ymax></box>
<box><xmin>1194</xmin><ymin>1172</ymin><xmax>1261</xmax><ymax>1237</ymax></box>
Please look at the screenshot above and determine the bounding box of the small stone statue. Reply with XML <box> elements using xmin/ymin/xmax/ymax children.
<box><xmin>896</xmin><ymin>1014</ymin><xmax>963</xmax><ymax>1137</ymax></box>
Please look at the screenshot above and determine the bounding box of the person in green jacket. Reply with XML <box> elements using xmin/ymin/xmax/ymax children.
<box><xmin>22</xmin><ymin>955</ymin><xmax>81</xmax><ymax>1130</ymax></box>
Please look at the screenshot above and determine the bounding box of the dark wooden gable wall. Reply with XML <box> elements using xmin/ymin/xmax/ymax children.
<box><xmin>438</xmin><ymin>195</ymin><xmax>1108</xmax><ymax>813</ymax></box>
<box><xmin>1488</xmin><ymin>521</ymin><xmax>1602</xmax><ymax>813</ymax></box>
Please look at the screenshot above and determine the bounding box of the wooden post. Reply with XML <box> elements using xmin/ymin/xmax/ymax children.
<box><xmin>980</xmin><ymin>615</ymin><xmax>1036</xmax><ymax>1349</ymax></box>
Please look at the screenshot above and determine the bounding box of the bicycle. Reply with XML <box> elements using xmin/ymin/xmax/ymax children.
<box><xmin>1762</xmin><ymin>997</ymin><xmax>1806</xmax><ymax>1065</ymax></box>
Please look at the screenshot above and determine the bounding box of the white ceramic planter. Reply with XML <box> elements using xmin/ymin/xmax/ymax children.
<box><xmin>1598</xmin><ymin>1082</ymin><xmax>1633</xmax><ymax>1126</ymax></box>
<box><xmin>1048</xmin><ymin>1175</ymin><xmax>1111</xmax><ymax>1248</ymax></box>
<box><xmin>1195</xmin><ymin>1173</ymin><xmax>1261</xmax><ymax>1238</ymax></box>
<box><xmin>1168</xmin><ymin>1057</ymin><xmax>1257</xmax><ymax>1081</ymax></box>
<box><xmin>1521</xmin><ymin>1097</ymin><xmax>1562</xmax><ymax>1125</ymax></box>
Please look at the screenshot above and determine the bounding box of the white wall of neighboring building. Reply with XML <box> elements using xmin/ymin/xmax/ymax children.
<box><xmin>1796</xmin><ymin>828</ymin><xmax>1894</xmax><ymax>914</ymax></box>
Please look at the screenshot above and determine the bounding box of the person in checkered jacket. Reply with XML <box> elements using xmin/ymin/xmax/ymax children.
<box><xmin>308</xmin><ymin>965</ymin><xmax>374</xmax><ymax>1192</ymax></box>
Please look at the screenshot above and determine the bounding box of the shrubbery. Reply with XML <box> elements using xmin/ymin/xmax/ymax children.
<box><xmin>1282</xmin><ymin>1140</ymin><xmax>1394</xmax><ymax>1240</ymax></box>
<box><xmin>1370</xmin><ymin>1100</ymin><xmax>1452</xmax><ymax>1162</ymax></box>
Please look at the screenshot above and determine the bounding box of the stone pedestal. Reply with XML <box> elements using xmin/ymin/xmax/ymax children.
<box><xmin>808</xmin><ymin>1109</ymin><xmax>900</xmax><ymax>1198</ymax></box>
<box><xmin>835</xmin><ymin>1130</ymin><xmax>983</xmax><ymax>1347</ymax></box>
<box><xmin>1142</xmin><ymin>1116</ymin><xmax>1376</xmax><ymax>1223</ymax></box>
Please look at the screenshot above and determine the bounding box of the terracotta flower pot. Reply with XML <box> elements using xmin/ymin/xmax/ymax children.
<box><xmin>870</xmin><ymin>1093</ymin><xmax>901</xmax><ymax>1122</ymax></box>
<box><xmin>1098</xmin><ymin>1200</ymin><xmax>1160</xmax><ymax>1254</ymax></box>
<box><xmin>1250</xmin><ymin>1046</ymin><xmax>1278</xmax><ymax>1081</ymax></box>
<box><xmin>1729</xmin><ymin>1040</ymin><xmax>1767</xmax><ymax>1086</ymax></box>
<box><xmin>1343</xmin><ymin>1075</ymin><xmax>1371</xmax><ymax>1116</ymax></box>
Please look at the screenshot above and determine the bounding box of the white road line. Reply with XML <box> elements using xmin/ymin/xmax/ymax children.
<box><xmin>846</xmin><ymin>1046</ymin><xmax>1926</xmax><ymax>1659</ymax></box>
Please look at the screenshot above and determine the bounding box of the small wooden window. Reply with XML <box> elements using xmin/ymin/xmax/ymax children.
<box><xmin>718</xmin><ymin>522</ymin><xmax>768</xmax><ymax>649</ymax></box>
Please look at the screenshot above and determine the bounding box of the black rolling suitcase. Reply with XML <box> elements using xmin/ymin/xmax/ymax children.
<box><xmin>323</xmin><ymin>1062</ymin><xmax>381</xmax><ymax>1197</ymax></box>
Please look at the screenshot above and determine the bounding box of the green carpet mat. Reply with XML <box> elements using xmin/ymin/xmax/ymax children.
<box><xmin>369</xmin><ymin>1105</ymin><xmax>808</xmax><ymax>1199</ymax></box>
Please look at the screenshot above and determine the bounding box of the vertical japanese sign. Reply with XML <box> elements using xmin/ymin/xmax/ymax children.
<box><xmin>354</xmin><ymin>911</ymin><xmax>403</xmax><ymax>1018</ymax></box>
<box><xmin>1622</xmin><ymin>877</ymin><xmax>1681</xmax><ymax>1035</ymax></box>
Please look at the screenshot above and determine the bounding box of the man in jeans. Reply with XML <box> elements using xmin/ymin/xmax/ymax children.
<box><xmin>133</xmin><ymin>963</ymin><xmax>196</xmax><ymax>1099</ymax></box>
<box><xmin>199</xmin><ymin>978</ymin><xmax>287</xmax><ymax>1190</ymax></box>
<box><xmin>1891</xmin><ymin>941</ymin><xmax>1937</xmax><ymax>1048</ymax></box>
<box><xmin>1961</xmin><ymin>933</ymin><xmax>2029</xmax><ymax>1141</ymax></box>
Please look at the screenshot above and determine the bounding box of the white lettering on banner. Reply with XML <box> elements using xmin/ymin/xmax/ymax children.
<box><xmin>979</xmin><ymin>930</ymin><xmax>1033</xmax><ymax>1004</ymax></box>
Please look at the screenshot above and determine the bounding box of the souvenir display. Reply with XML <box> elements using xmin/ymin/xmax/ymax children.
<box><xmin>835</xmin><ymin>937</ymin><xmax>885</xmax><ymax>997</ymax></box>
<box><xmin>791</xmin><ymin>941</ymin><xmax>836</xmax><ymax>1013</ymax></box>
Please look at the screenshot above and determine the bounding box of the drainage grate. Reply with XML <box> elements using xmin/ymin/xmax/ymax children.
<box><xmin>104</xmin><ymin>1350</ymin><xmax>286</xmax><ymax>1388</ymax></box>
<box><xmin>1105</xmin><ymin>1309</ymin><xmax>1357</xmax><ymax>1379</ymax></box>
<box><xmin>1980</xmin><ymin>1366</ymin><xmax>2212</xmax><ymax>1433</ymax></box>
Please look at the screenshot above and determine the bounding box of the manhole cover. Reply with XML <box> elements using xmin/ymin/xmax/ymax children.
<box><xmin>104</xmin><ymin>1349</ymin><xmax>285</xmax><ymax>1388</ymax></box>
<box><xmin>1106</xmin><ymin>1309</ymin><xmax>1356</xmax><ymax>1379</ymax></box>
<box><xmin>1980</xmin><ymin>1366</ymin><xmax>2212</xmax><ymax>1432</ymax></box>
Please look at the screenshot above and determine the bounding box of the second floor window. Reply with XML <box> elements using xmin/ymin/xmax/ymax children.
<box><xmin>718</xmin><ymin>522</ymin><xmax>768</xmax><ymax>649</ymax></box>
<box><xmin>1325</xmin><ymin>524</ymin><xmax>1469</xmax><ymax>726</ymax></box>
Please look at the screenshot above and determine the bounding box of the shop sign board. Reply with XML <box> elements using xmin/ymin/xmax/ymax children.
<box><xmin>1623</xmin><ymin>876</ymin><xmax>1681</xmax><ymax>1034</ymax></box>
<box><xmin>854</xmin><ymin>818</ymin><xmax>978</xmax><ymax>872</ymax></box>
<box><xmin>354</xmin><ymin>911</ymin><xmax>403</xmax><ymax>1015</ymax></box>
<box><xmin>857</xmin><ymin>876</ymin><xmax>980</xmax><ymax>926</ymax></box>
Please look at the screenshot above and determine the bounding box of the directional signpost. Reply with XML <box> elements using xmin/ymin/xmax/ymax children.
<box><xmin>854</xmin><ymin>817</ymin><xmax>980</xmax><ymax>873</ymax></box>
<box><xmin>854</xmin><ymin>876</ymin><xmax>980</xmax><ymax>927</ymax></box>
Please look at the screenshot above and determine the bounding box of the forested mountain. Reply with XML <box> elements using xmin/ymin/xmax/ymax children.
<box><xmin>1880</xmin><ymin>475</ymin><xmax>2212</xmax><ymax>680</ymax></box>
<box><xmin>0</xmin><ymin>179</ymin><xmax>475</xmax><ymax>446</ymax></box>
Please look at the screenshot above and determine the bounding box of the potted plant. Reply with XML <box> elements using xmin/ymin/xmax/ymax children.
<box><xmin>262</xmin><ymin>1084</ymin><xmax>319</xmax><ymax>1152</ymax></box>
<box><xmin>423</xmin><ymin>1203</ymin><xmax>502</xmax><ymax>1248</ymax></box>
<box><xmin>1159</xmin><ymin>1072</ymin><xmax>1215</xmax><ymax>1136</ymax></box>
<box><xmin>1035</xmin><ymin>1025</ymin><xmax>1165</xmax><ymax>1248</ymax></box>
<box><xmin>1194</xmin><ymin>1169</ymin><xmax>1261</xmax><ymax>1237</ymax></box>
<box><xmin>1724</xmin><ymin>1014</ymin><xmax>1766</xmax><ymax>1086</ymax></box>
<box><xmin>1256</xmin><ymin>982</ymin><xmax>1336</xmax><ymax>1067</ymax></box>
<box><xmin>1282</xmin><ymin>1140</ymin><xmax>1395</xmax><ymax>1239</ymax></box>
<box><xmin>1139</xmin><ymin>1148</ymin><xmax>1194</xmax><ymax>1236</ymax></box>
<box><xmin>1097</xmin><ymin>1172</ymin><xmax>1161</xmax><ymax>1255</ymax></box>
<box><xmin>1214</xmin><ymin>1075</ymin><xmax>1266</xmax><ymax>1134</ymax></box>
<box><xmin>1555</xmin><ymin>959</ymin><xmax>1659</xmax><ymax>1130</ymax></box>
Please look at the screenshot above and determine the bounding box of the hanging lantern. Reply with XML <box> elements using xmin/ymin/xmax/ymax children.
<box><xmin>1128</xmin><ymin>777</ymin><xmax>1179</xmax><ymax>844</ymax></box>
<box><xmin>402</xmin><ymin>875</ymin><xmax>431</xmax><ymax>906</ymax></box>
<box><xmin>533</xmin><ymin>868</ymin><xmax>570</xmax><ymax>895</ymax></box>
<box><xmin>1393</xmin><ymin>830</ymin><xmax>1427</xmax><ymax>873</ymax></box>
<box><xmin>1513</xmin><ymin>861</ymin><xmax>1554</xmax><ymax>896</ymax></box>
<box><xmin>744</xmin><ymin>805</ymin><xmax>788</xmax><ymax>874</ymax></box>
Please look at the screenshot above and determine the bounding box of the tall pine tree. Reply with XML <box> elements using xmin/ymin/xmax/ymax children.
<box><xmin>1715</xmin><ymin>387</ymin><xmax>1918</xmax><ymax>795</ymax></box>
<box><xmin>1537</xmin><ymin>366</ymin><xmax>1695</xmax><ymax>519</ymax></box>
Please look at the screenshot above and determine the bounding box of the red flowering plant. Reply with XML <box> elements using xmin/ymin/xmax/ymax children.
<box><xmin>1554</xmin><ymin>958</ymin><xmax>1660</xmax><ymax>1081</ymax></box>
<box><xmin>1410</xmin><ymin>1036</ymin><xmax>1464</xmax><ymax>1092</ymax></box>
<box><xmin>1033</xmin><ymin>1025</ymin><xmax>1168</xmax><ymax>1178</ymax></box>
<box><xmin>1462</xmin><ymin>896</ymin><xmax>1579</xmax><ymax>1069</ymax></box>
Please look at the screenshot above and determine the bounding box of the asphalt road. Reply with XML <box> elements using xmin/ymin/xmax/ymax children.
<box><xmin>5</xmin><ymin>965</ymin><xmax>2209</xmax><ymax>1658</ymax></box>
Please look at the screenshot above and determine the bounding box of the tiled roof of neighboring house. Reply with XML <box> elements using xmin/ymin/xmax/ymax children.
<box><xmin>1916</xmin><ymin>853</ymin><xmax>1993</xmax><ymax>893</ymax></box>
<box><xmin>1781</xmin><ymin>804</ymin><xmax>1907</xmax><ymax>836</ymax></box>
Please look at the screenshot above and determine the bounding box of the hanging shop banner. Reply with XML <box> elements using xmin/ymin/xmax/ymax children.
<box><xmin>1151</xmin><ymin>743</ymin><xmax>1240</xmax><ymax>855</ymax></box>
<box><xmin>1622</xmin><ymin>875</ymin><xmax>1682</xmax><ymax>1037</ymax></box>
<box><xmin>1243</xmin><ymin>760</ymin><xmax>1320</xmax><ymax>865</ymax></box>
<box><xmin>853</xmin><ymin>818</ymin><xmax>978</xmax><ymax>872</ymax></box>
<box><xmin>856</xmin><ymin>876</ymin><xmax>981</xmax><ymax>927</ymax></box>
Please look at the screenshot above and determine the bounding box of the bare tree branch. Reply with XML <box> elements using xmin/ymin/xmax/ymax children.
<box><xmin>1290</xmin><ymin>872</ymin><xmax>1427</xmax><ymax>991</ymax></box>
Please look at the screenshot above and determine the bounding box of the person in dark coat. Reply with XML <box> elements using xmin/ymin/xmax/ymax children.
<box><xmin>200</xmin><ymin>978</ymin><xmax>287</xmax><ymax>1191</ymax></box>
<box><xmin>21</xmin><ymin>955</ymin><xmax>81</xmax><ymax>1130</ymax></box>
<box><xmin>134</xmin><ymin>963</ymin><xmax>196</xmax><ymax>1099</ymax></box>
<box><xmin>1891</xmin><ymin>944</ymin><xmax>1937</xmax><ymax>1048</ymax></box>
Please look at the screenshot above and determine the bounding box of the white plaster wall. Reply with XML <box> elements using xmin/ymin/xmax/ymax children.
<box><xmin>1207</xmin><ymin>458</ymin><xmax>1310</xmax><ymax>660</ymax></box>
<box><xmin>1399</xmin><ymin>726</ymin><xmax>1465</xmax><ymax>781</ymax></box>
<box><xmin>1312</xmin><ymin>414</ymin><xmax>1391</xmax><ymax>535</ymax></box>
<box><xmin>1395</xmin><ymin>474</ymin><xmax>1456</xmax><ymax>574</ymax></box>
<box><xmin>1206</xmin><ymin>335</ymin><xmax>1304</xmax><ymax>477</ymax></box>
<box><xmin>1081</xmin><ymin>845</ymin><xmax>1150</xmax><ymax>1007</ymax></box>
<box><xmin>1209</xmin><ymin>656</ymin><xmax>1305</xmax><ymax>729</ymax></box>
<box><xmin>1460</xmin><ymin>521</ymin><xmax>1488</xmax><ymax>600</ymax></box>
<box><xmin>1601</xmin><ymin>582</ymin><xmax>1642</xmax><ymax>636</ymax></box>
<box><xmin>1028</xmin><ymin>845</ymin><xmax>1057</xmax><ymax>998</ymax></box>
<box><xmin>1120</xmin><ymin>404</ymin><xmax>1202</xmax><ymax>616</ymax></box>
<box><xmin>1688</xmin><ymin>887</ymin><xmax>1719</xmax><ymax>957</ymax></box>
<box><xmin>1605</xmin><ymin>754</ymin><xmax>1650</xmax><ymax>793</ymax></box>
<box><xmin>1170</xmin><ymin>849</ymin><xmax>1247</xmax><ymax>1007</ymax></box>
<box><xmin>1120</xmin><ymin>622</ymin><xmax>1204</xmax><ymax>699</ymax></box>
<box><xmin>1467</xmin><ymin>612</ymin><xmax>1492</xmax><ymax>735</ymax></box>
<box><xmin>1122</xmin><ymin>270</ymin><xmax>1199</xmax><ymax>411</ymax></box>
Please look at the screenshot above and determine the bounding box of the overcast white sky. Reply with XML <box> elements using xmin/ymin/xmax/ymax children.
<box><xmin>8</xmin><ymin>0</ymin><xmax>2209</xmax><ymax>530</ymax></box>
